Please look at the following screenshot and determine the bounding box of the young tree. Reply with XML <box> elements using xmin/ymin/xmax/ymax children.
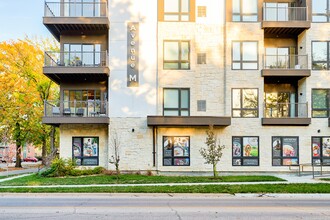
<box><xmin>109</xmin><ymin>131</ymin><xmax>121</xmax><ymax>180</ymax></box>
<box><xmin>200</xmin><ymin>125</ymin><xmax>225</xmax><ymax>178</ymax></box>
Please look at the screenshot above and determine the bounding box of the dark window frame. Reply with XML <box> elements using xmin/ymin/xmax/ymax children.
<box><xmin>312</xmin><ymin>89</ymin><xmax>330</xmax><ymax>118</ymax></box>
<box><xmin>311</xmin><ymin>137</ymin><xmax>330</xmax><ymax>165</ymax></box>
<box><xmin>163</xmin><ymin>136</ymin><xmax>190</xmax><ymax>166</ymax></box>
<box><xmin>163</xmin><ymin>40</ymin><xmax>190</xmax><ymax>70</ymax></box>
<box><xmin>232</xmin><ymin>0</ymin><xmax>258</xmax><ymax>22</ymax></box>
<box><xmin>232</xmin><ymin>136</ymin><xmax>260</xmax><ymax>166</ymax></box>
<box><xmin>163</xmin><ymin>88</ymin><xmax>190</xmax><ymax>116</ymax></box>
<box><xmin>72</xmin><ymin>137</ymin><xmax>99</xmax><ymax>166</ymax></box>
<box><xmin>312</xmin><ymin>0</ymin><xmax>330</xmax><ymax>22</ymax></box>
<box><xmin>272</xmin><ymin>136</ymin><xmax>299</xmax><ymax>166</ymax></box>
<box><xmin>232</xmin><ymin>88</ymin><xmax>259</xmax><ymax>118</ymax></box>
<box><xmin>312</xmin><ymin>41</ymin><xmax>330</xmax><ymax>70</ymax></box>
<box><xmin>232</xmin><ymin>41</ymin><xmax>259</xmax><ymax>70</ymax></box>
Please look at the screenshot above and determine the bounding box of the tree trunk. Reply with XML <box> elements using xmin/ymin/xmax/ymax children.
<box><xmin>50</xmin><ymin>126</ymin><xmax>55</xmax><ymax>152</ymax></box>
<box><xmin>213</xmin><ymin>163</ymin><xmax>218</xmax><ymax>178</ymax></box>
<box><xmin>15</xmin><ymin>144</ymin><xmax>22</xmax><ymax>168</ymax></box>
<box><xmin>42</xmin><ymin>137</ymin><xmax>47</xmax><ymax>166</ymax></box>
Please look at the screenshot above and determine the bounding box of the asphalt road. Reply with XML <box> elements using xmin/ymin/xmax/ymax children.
<box><xmin>0</xmin><ymin>193</ymin><xmax>329</xmax><ymax>220</ymax></box>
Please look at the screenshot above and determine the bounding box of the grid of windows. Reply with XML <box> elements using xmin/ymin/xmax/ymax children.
<box><xmin>163</xmin><ymin>88</ymin><xmax>190</xmax><ymax>116</ymax></box>
<box><xmin>272</xmin><ymin>137</ymin><xmax>299</xmax><ymax>166</ymax></box>
<box><xmin>232</xmin><ymin>137</ymin><xmax>259</xmax><ymax>166</ymax></box>
<box><xmin>163</xmin><ymin>136</ymin><xmax>190</xmax><ymax>166</ymax></box>
<box><xmin>197</xmin><ymin>6</ymin><xmax>206</xmax><ymax>17</ymax></box>
<box><xmin>232</xmin><ymin>89</ymin><xmax>258</xmax><ymax>118</ymax></box>
<box><xmin>312</xmin><ymin>0</ymin><xmax>330</xmax><ymax>22</ymax></box>
<box><xmin>312</xmin><ymin>41</ymin><xmax>330</xmax><ymax>70</ymax></box>
<box><xmin>163</xmin><ymin>40</ymin><xmax>190</xmax><ymax>70</ymax></box>
<box><xmin>197</xmin><ymin>53</ymin><xmax>206</xmax><ymax>64</ymax></box>
<box><xmin>312</xmin><ymin>89</ymin><xmax>330</xmax><ymax>118</ymax></box>
<box><xmin>73</xmin><ymin>137</ymin><xmax>99</xmax><ymax>166</ymax></box>
<box><xmin>232</xmin><ymin>41</ymin><xmax>258</xmax><ymax>70</ymax></box>
<box><xmin>232</xmin><ymin>0</ymin><xmax>258</xmax><ymax>22</ymax></box>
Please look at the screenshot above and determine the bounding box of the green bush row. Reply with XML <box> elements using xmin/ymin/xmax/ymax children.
<box><xmin>39</xmin><ymin>158</ymin><xmax>104</xmax><ymax>177</ymax></box>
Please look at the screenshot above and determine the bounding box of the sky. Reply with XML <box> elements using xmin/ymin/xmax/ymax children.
<box><xmin>0</xmin><ymin>0</ymin><xmax>53</xmax><ymax>42</ymax></box>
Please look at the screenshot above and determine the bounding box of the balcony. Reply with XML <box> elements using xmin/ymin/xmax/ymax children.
<box><xmin>43</xmin><ymin>51</ymin><xmax>109</xmax><ymax>84</ymax></box>
<box><xmin>43</xmin><ymin>1</ymin><xmax>109</xmax><ymax>41</ymax></box>
<box><xmin>262</xmin><ymin>54</ymin><xmax>311</xmax><ymax>78</ymax></box>
<box><xmin>262</xmin><ymin>102</ymin><xmax>311</xmax><ymax>126</ymax></box>
<box><xmin>262</xmin><ymin>6</ymin><xmax>310</xmax><ymax>36</ymax></box>
<box><xmin>42</xmin><ymin>100</ymin><xmax>109</xmax><ymax>125</ymax></box>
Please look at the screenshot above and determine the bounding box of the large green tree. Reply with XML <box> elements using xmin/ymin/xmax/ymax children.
<box><xmin>0</xmin><ymin>38</ymin><xmax>59</xmax><ymax>167</ymax></box>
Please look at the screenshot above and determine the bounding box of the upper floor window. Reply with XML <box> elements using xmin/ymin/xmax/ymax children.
<box><xmin>164</xmin><ymin>40</ymin><xmax>190</xmax><ymax>70</ymax></box>
<box><xmin>159</xmin><ymin>0</ymin><xmax>194</xmax><ymax>22</ymax></box>
<box><xmin>197</xmin><ymin>6</ymin><xmax>207</xmax><ymax>17</ymax></box>
<box><xmin>64</xmin><ymin>0</ymin><xmax>102</xmax><ymax>17</ymax></box>
<box><xmin>63</xmin><ymin>43</ymin><xmax>102</xmax><ymax>67</ymax></box>
<box><xmin>232</xmin><ymin>88</ymin><xmax>258</xmax><ymax>118</ymax></box>
<box><xmin>232</xmin><ymin>41</ymin><xmax>258</xmax><ymax>70</ymax></box>
<box><xmin>163</xmin><ymin>88</ymin><xmax>190</xmax><ymax>116</ymax></box>
<box><xmin>312</xmin><ymin>0</ymin><xmax>330</xmax><ymax>22</ymax></box>
<box><xmin>312</xmin><ymin>89</ymin><xmax>330</xmax><ymax>118</ymax></box>
<box><xmin>233</xmin><ymin>0</ymin><xmax>258</xmax><ymax>22</ymax></box>
<box><xmin>312</xmin><ymin>41</ymin><xmax>330</xmax><ymax>70</ymax></box>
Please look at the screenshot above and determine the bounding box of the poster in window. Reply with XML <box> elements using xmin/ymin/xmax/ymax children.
<box><xmin>282</xmin><ymin>138</ymin><xmax>298</xmax><ymax>157</ymax></box>
<box><xmin>243</xmin><ymin>158</ymin><xmax>258</xmax><ymax>166</ymax></box>
<box><xmin>82</xmin><ymin>158</ymin><xmax>98</xmax><ymax>166</ymax></box>
<box><xmin>272</xmin><ymin>158</ymin><xmax>281</xmax><ymax>166</ymax></box>
<box><xmin>173</xmin><ymin>137</ymin><xmax>189</xmax><ymax>157</ymax></box>
<box><xmin>83</xmin><ymin>138</ymin><xmax>98</xmax><ymax>157</ymax></box>
<box><xmin>243</xmin><ymin>137</ymin><xmax>258</xmax><ymax>157</ymax></box>
<box><xmin>313</xmin><ymin>158</ymin><xmax>321</xmax><ymax>165</ymax></box>
<box><xmin>73</xmin><ymin>138</ymin><xmax>81</xmax><ymax>157</ymax></box>
<box><xmin>272</xmin><ymin>137</ymin><xmax>281</xmax><ymax>157</ymax></box>
<box><xmin>174</xmin><ymin>158</ymin><xmax>189</xmax><ymax>166</ymax></box>
<box><xmin>164</xmin><ymin>137</ymin><xmax>173</xmax><ymax>157</ymax></box>
<box><xmin>283</xmin><ymin>158</ymin><xmax>298</xmax><ymax>165</ymax></box>
<box><xmin>322</xmin><ymin>138</ymin><xmax>330</xmax><ymax>157</ymax></box>
<box><xmin>322</xmin><ymin>158</ymin><xmax>330</xmax><ymax>165</ymax></box>
<box><xmin>232</xmin><ymin>137</ymin><xmax>241</xmax><ymax>157</ymax></box>
<box><xmin>312</xmin><ymin>138</ymin><xmax>321</xmax><ymax>157</ymax></box>
<box><xmin>233</xmin><ymin>159</ymin><xmax>241</xmax><ymax>166</ymax></box>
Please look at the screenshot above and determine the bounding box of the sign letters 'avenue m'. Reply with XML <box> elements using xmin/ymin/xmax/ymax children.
<box><xmin>127</xmin><ymin>22</ymin><xmax>139</xmax><ymax>87</ymax></box>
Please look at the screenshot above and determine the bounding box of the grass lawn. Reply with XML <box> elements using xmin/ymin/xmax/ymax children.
<box><xmin>0</xmin><ymin>183</ymin><xmax>330</xmax><ymax>194</ymax></box>
<box><xmin>0</xmin><ymin>174</ymin><xmax>285</xmax><ymax>186</ymax></box>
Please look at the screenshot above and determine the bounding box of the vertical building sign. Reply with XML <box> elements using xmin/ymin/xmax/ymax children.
<box><xmin>127</xmin><ymin>22</ymin><xmax>139</xmax><ymax>87</ymax></box>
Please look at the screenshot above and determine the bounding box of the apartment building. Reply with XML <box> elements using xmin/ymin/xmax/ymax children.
<box><xmin>42</xmin><ymin>0</ymin><xmax>330</xmax><ymax>173</ymax></box>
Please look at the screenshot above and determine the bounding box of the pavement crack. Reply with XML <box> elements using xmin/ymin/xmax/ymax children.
<box><xmin>167</xmin><ymin>202</ymin><xmax>182</xmax><ymax>220</ymax></box>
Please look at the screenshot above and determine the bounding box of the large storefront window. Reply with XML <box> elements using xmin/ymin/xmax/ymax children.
<box><xmin>233</xmin><ymin>0</ymin><xmax>258</xmax><ymax>22</ymax></box>
<box><xmin>73</xmin><ymin>137</ymin><xmax>99</xmax><ymax>166</ymax></box>
<box><xmin>232</xmin><ymin>88</ymin><xmax>258</xmax><ymax>118</ymax></box>
<box><xmin>232</xmin><ymin>41</ymin><xmax>258</xmax><ymax>70</ymax></box>
<box><xmin>232</xmin><ymin>137</ymin><xmax>259</xmax><ymax>166</ymax></box>
<box><xmin>163</xmin><ymin>40</ymin><xmax>190</xmax><ymax>70</ymax></box>
<box><xmin>312</xmin><ymin>89</ymin><xmax>330</xmax><ymax>118</ymax></box>
<box><xmin>163</xmin><ymin>136</ymin><xmax>190</xmax><ymax>166</ymax></box>
<box><xmin>163</xmin><ymin>88</ymin><xmax>190</xmax><ymax>116</ymax></box>
<box><xmin>312</xmin><ymin>137</ymin><xmax>330</xmax><ymax>165</ymax></box>
<box><xmin>272</xmin><ymin>137</ymin><xmax>299</xmax><ymax>166</ymax></box>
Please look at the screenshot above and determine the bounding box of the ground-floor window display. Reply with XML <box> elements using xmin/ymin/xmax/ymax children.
<box><xmin>163</xmin><ymin>136</ymin><xmax>190</xmax><ymax>166</ymax></box>
<box><xmin>73</xmin><ymin>137</ymin><xmax>99</xmax><ymax>166</ymax></box>
<box><xmin>232</xmin><ymin>136</ymin><xmax>259</xmax><ymax>166</ymax></box>
<box><xmin>312</xmin><ymin>137</ymin><xmax>330</xmax><ymax>165</ymax></box>
<box><xmin>272</xmin><ymin>137</ymin><xmax>299</xmax><ymax>166</ymax></box>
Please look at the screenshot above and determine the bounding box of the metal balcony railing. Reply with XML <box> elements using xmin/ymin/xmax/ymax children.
<box><xmin>44</xmin><ymin>1</ymin><xmax>108</xmax><ymax>17</ymax></box>
<box><xmin>44</xmin><ymin>51</ymin><xmax>108</xmax><ymax>67</ymax></box>
<box><xmin>263</xmin><ymin>6</ymin><xmax>307</xmax><ymax>21</ymax></box>
<box><xmin>44</xmin><ymin>100</ymin><xmax>108</xmax><ymax>117</ymax></box>
<box><xmin>263</xmin><ymin>102</ymin><xmax>308</xmax><ymax>118</ymax></box>
<box><xmin>263</xmin><ymin>55</ymin><xmax>308</xmax><ymax>69</ymax></box>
